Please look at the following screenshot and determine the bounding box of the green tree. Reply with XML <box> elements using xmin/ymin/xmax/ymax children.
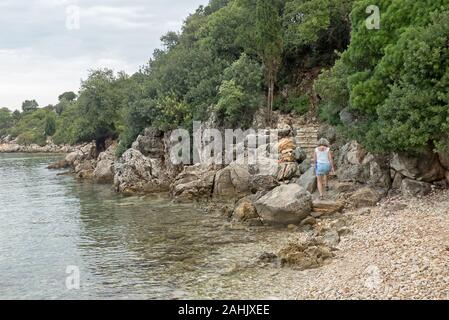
<box><xmin>75</xmin><ymin>69</ymin><xmax>125</xmax><ymax>144</ymax></box>
<box><xmin>44</xmin><ymin>113</ymin><xmax>57</xmax><ymax>136</ymax></box>
<box><xmin>21</xmin><ymin>100</ymin><xmax>39</xmax><ymax>113</ymax></box>
<box><xmin>0</xmin><ymin>107</ymin><xmax>13</xmax><ymax>136</ymax></box>
<box><xmin>316</xmin><ymin>1</ymin><xmax>449</xmax><ymax>153</ymax></box>
<box><xmin>255</xmin><ymin>0</ymin><xmax>283</xmax><ymax>123</ymax></box>
<box><xmin>58</xmin><ymin>91</ymin><xmax>77</xmax><ymax>102</ymax></box>
<box><xmin>217</xmin><ymin>53</ymin><xmax>263</xmax><ymax>127</ymax></box>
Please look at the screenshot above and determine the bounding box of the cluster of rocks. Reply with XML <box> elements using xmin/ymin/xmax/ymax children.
<box><xmin>0</xmin><ymin>137</ymin><xmax>75</xmax><ymax>154</ymax></box>
<box><xmin>335</xmin><ymin>140</ymin><xmax>449</xmax><ymax>201</ymax></box>
<box><xmin>49</xmin><ymin>140</ymin><xmax>116</xmax><ymax>182</ymax></box>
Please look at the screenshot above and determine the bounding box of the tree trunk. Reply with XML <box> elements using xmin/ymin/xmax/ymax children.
<box><xmin>266</xmin><ymin>68</ymin><xmax>274</xmax><ymax>126</ymax></box>
<box><xmin>269</xmin><ymin>74</ymin><xmax>275</xmax><ymax>126</ymax></box>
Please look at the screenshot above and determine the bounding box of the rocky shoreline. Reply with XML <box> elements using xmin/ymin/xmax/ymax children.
<box><xmin>4</xmin><ymin>122</ymin><xmax>449</xmax><ymax>282</ymax></box>
<box><xmin>0</xmin><ymin>141</ymin><xmax>76</xmax><ymax>154</ymax></box>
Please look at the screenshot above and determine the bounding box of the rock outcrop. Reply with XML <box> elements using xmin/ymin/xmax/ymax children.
<box><xmin>114</xmin><ymin>149</ymin><xmax>169</xmax><ymax>194</ymax></box>
<box><xmin>390</xmin><ymin>151</ymin><xmax>445</xmax><ymax>183</ymax></box>
<box><xmin>93</xmin><ymin>143</ymin><xmax>117</xmax><ymax>183</ymax></box>
<box><xmin>114</xmin><ymin>128</ymin><xmax>183</xmax><ymax>194</ymax></box>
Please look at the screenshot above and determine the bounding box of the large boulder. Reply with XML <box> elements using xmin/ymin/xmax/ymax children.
<box><xmin>254</xmin><ymin>184</ymin><xmax>312</xmax><ymax>225</ymax></box>
<box><xmin>248</xmin><ymin>174</ymin><xmax>279</xmax><ymax>193</ymax></box>
<box><xmin>337</xmin><ymin>141</ymin><xmax>370</xmax><ymax>183</ymax></box>
<box><xmin>214</xmin><ymin>163</ymin><xmax>250</xmax><ymax>197</ymax></box>
<box><xmin>401</xmin><ymin>178</ymin><xmax>432</xmax><ymax>197</ymax></box>
<box><xmin>170</xmin><ymin>164</ymin><xmax>217</xmax><ymax>199</ymax></box>
<box><xmin>294</xmin><ymin>147</ymin><xmax>307</xmax><ymax>164</ymax></box>
<box><xmin>390</xmin><ymin>151</ymin><xmax>445</xmax><ymax>183</ymax></box>
<box><xmin>114</xmin><ymin>149</ymin><xmax>169</xmax><ymax>194</ymax></box>
<box><xmin>298</xmin><ymin>167</ymin><xmax>317</xmax><ymax>193</ymax></box>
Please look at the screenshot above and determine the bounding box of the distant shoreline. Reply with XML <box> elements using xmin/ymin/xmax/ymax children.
<box><xmin>0</xmin><ymin>142</ymin><xmax>75</xmax><ymax>154</ymax></box>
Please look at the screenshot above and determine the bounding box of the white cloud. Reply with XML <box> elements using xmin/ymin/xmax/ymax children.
<box><xmin>0</xmin><ymin>0</ymin><xmax>209</xmax><ymax>109</ymax></box>
<box><xmin>0</xmin><ymin>49</ymin><xmax>137</xmax><ymax>109</ymax></box>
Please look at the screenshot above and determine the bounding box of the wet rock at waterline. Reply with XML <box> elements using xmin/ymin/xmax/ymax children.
<box><xmin>233</xmin><ymin>198</ymin><xmax>261</xmax><ymax>224</ymax></box>
<box><xmin>170</xmin><ymin>164</ymin><xmax>217</xmax><ymax>199</ymax></box>
<box><xmin>93</xmin><ymin>143</ymin><xmax>117</xmax><ymax>183</ymax></box>
<box><xmin>114</xmin><ymin>149</ymin><xmax>169</xmax><ymax>194</ymax></box>
<box><xmin>214</xmin><ymin>163</ymin><xmax>251</xmax><ymax>198</ymax></box>
<box><xmin>277</xmin><ymin>239</ymin><xmax>334</xmax><ymax>270</ymax></box>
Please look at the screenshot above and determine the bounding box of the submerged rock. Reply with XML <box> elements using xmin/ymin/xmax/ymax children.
<box><xmin>233</xmin><ymin>198</ymin><xmax>260</xmax><ymax>223</ymax></box>
<box><xmin>278</xmin><ymin>239</ymin><xmax>334</xmax><ymax>270</ymax></box>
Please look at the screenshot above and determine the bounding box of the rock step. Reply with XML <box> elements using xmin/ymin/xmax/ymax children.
<box><xmin>295</xmin><ymin>126</ymin><xmax>319</xmax><ymax>156</ymax></box>
<box><xmin>311</xmin><ymin>200</ymin><xmax>345</xmax><ymax>217</ymax></box>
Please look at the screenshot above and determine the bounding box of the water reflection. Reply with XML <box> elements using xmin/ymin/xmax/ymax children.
<box><xmin>0</xmin><ymin>153</ymin><xmax>290</xmax><ymax>300</ymax></box>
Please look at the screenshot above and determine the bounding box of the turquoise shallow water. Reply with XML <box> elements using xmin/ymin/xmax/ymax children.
<box><xmin>0</xmin><ymin>153</ymin><xmax>287</xmax><ymax>300</ymax></box>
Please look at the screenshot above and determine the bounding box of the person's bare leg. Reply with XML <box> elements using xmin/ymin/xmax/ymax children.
<box><xmin>323</xmin><ymin>174</ymin><xmax>328</xmax><ymax>190</ymax></box>
<box><xmin>317</xmin><ymin>175</ymin><xmax>323</xmax><ymax>199</ymax></box>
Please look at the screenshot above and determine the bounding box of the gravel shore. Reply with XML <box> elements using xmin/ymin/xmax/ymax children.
<box><xmin>288</xmin><ymin>189</ymin><xmax>449</xmax><ymax>299</ymax></box>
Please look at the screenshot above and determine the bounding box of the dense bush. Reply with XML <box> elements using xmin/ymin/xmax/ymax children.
<box><xmin>316</xmin><ymin>1</ymin><xmax>449</xmax><ymax>153</ymax></box>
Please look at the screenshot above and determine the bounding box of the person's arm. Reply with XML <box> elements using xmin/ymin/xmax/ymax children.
<box><xmin>328</xmin><ymin>150</ymin><xmax>336</xmax><ymax>174</ymax></box>
<box><xmin>312</xmin><ymin>150</ymin><xmax>316</xmax><ymax>166</ymax></box>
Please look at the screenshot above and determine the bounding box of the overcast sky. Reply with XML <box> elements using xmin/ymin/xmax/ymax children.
<box><xmin>0</xmin><ymin>0</ymin><xmax>208</xmax><ymax>110</ymax></box>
